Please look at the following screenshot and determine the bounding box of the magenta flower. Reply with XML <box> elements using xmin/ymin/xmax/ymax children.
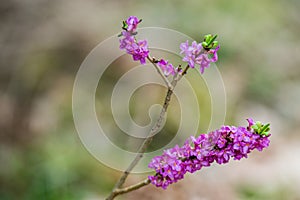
<box><xmin>119</xmin><ymin>17</ymin><xmax>149</xmax><ymax>65</ymax></box>
<box><xmin>148</xmin><ymin>118</ymin><xmax>271</xmax><ymax>189</ymax></box>
<box><xmin>180</xmin><ymin>40</ymin><xmax>220</xmax><ymax>74</ymax></box>
<box><xmin>131</xmin><ymin>40</ymin><xmax>149</xmax><ymax>64</ymax></box>
<box><xmin>126</xmin><ymin>16</ymin><xmax>140</xmax><ymax>32</ymax></box>
<box><xmin>247</xmin><ymin>118</ymin><xmax>255</xmax><ymax>128</ymax></box>
<box><xmin>157</xmin><ymin>59</ymin><xmax>175</xmax><ymax>77</ymax></box>
<box><xmin>180</xmin><ymin>41</ymin><xmax>202</xmax><ymax>68</ymax></box>
<box><xmin>196</xmin><ymin>54</ymin><xmax>211</xmax><ymax>74</ymax></box>
<box><xmin>208</xmin><ymin>45</ymin><xmax>220</xmax><ymax>62</ymax></box>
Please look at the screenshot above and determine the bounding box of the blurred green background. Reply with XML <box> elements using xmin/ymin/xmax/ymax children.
<box><xmin>1</xmin><ymin>0</ymin><xmax>300</xmax><ymax>199</ymax></box>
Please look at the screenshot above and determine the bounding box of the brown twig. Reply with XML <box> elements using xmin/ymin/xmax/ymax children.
<box><xmin>106</xmin><ymin>87</ymin><xmax>173</xmax><ymax>199</ymax></box>
<box><xmin>106</xmin><ymin>60</ymin><xmax>190</xmax><ymax>200</ymax></box>
<box><xmin>181</xmin><ymin>65</ymin><xmax>190</xmax><ymax>77</ymax></box>
<box><xmin>146</xmin><ymin>55</ymin><xmax>173</xmax><ymax>89</ymax></box>
<box><xmin>106</xmin><ymin>179</ymin><xmax>150</xmax><ymax>200</ymax></box>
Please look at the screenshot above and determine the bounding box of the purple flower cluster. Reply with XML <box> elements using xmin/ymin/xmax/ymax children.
<box><xmin>119</xmin><ymin>16</ymin><xmax>149</xmax><ymax>64</ymax></box>
<box><xmin>157</xmin><ymin>59</ymin><xmax>176</xmax><ymax>77</ymax></box>
<box><xmin>180</xmin><ymin>40</ymin><xmax>220</xmax><ymax>74</ymax></box>
<box><xmin>148</xmin><ymin>118</ymin><xmax>271</xmax><ymax>189</ymax></box>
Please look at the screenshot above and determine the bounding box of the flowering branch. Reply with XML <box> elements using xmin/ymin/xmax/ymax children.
<box><xmin>104</xmin><ymin>16</ymin><xmax>270</xmax><ymax>200</ymax></box>
<box><xmin>107</xmin><ymin>16</ymin><xmax>221</xmax><ymax>200</ymax></box>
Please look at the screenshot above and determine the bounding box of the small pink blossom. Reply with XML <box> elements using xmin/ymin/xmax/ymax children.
<box><xmin>126</xmin><ymin>16</ymin><xmax>140</xmax><ymax>32</ymax></box>
<box><xmin>157</xmin><ymin>59</ymin><xmax>175</xmax><ymax>77</ymax></box>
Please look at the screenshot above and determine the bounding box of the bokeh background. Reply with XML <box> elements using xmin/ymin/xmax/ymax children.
<box><xmin>1</xmin><ymin>0</ymin><xmax>300</xmax><ymax>199</ymax></box>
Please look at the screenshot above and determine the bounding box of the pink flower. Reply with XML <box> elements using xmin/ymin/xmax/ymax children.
<box><xmin>126</xmin><ymin>16</ymin><xmax>140</xmax><ymax>32</ymax></box>
<box><xmin>157</xmin><ymin>59</ymin><xmax>175</xmax><ymax>77</ymax></box>
<box><xmin>180</xmin><ymin>40</ymin><xmax>220</xmax><ymax>74</ymax></box>
<box><xmin>119</xmin><ymin>31</ymin><xmax>135</xmax><ymax>50</ymax></box>
<box><xmin>195</xmin><ymin>53</ymin><xmax>211</xmax><ymax>74</ymax></box>
<box><xmin>209</xmin><ymin>45</ymin><xmax>220</xmax><ymax>62</ymax></box>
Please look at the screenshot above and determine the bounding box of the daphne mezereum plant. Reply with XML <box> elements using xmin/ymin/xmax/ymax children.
<box><xmin>106</xmin><ymin>16</ymin><xmax>271</xmax><ymax>200</ymax></box>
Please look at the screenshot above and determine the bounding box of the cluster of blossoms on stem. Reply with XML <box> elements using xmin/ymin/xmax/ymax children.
<box><xmin>148</xmin><ymin>118</ymin><xmax>271</xmax><ymax>189</ymax></box>
<box><xmin>119</xmin><ymin>16</ymin><xmax>220</xmax><ymax>75</ymax></box>
<box><xmin>119</xmin><ymin>16</ymin><xmax>149</xmax><ymax>64</ymax></box>
<box><xmin>180</xmin><ymin>38</ymin><xmax>220</xmax><ymax>74</ymax></box>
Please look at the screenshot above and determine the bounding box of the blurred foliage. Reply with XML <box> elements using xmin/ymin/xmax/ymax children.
<box><xmin>238</xmin><ymin>185</ymin><xmax>298</xmax><ymax>200</ymax></box>
<box><xmin>1</xmin><ymin>0</ymin><xmax>300</xmax><ymax>199</ymax></box>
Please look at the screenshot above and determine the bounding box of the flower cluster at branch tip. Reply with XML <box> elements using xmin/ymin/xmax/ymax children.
<box><xmin>119</xmin><ymin>16</ymin><xmax>221</xmax><ymax>76</ymax></box>
<box><xmin>119</xmin><ymin>16</ymin><xmax>149</xmax><ymax>64</ymax></box>
<box><xmin>180</xmin><ymin>34</ymin><xmax>220</xmax><ymax>74</ymax></box>
<box><xmin>148</xmin><ymin>119</ymin><xmax>271</xmax><ymax>189</ymax></box>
